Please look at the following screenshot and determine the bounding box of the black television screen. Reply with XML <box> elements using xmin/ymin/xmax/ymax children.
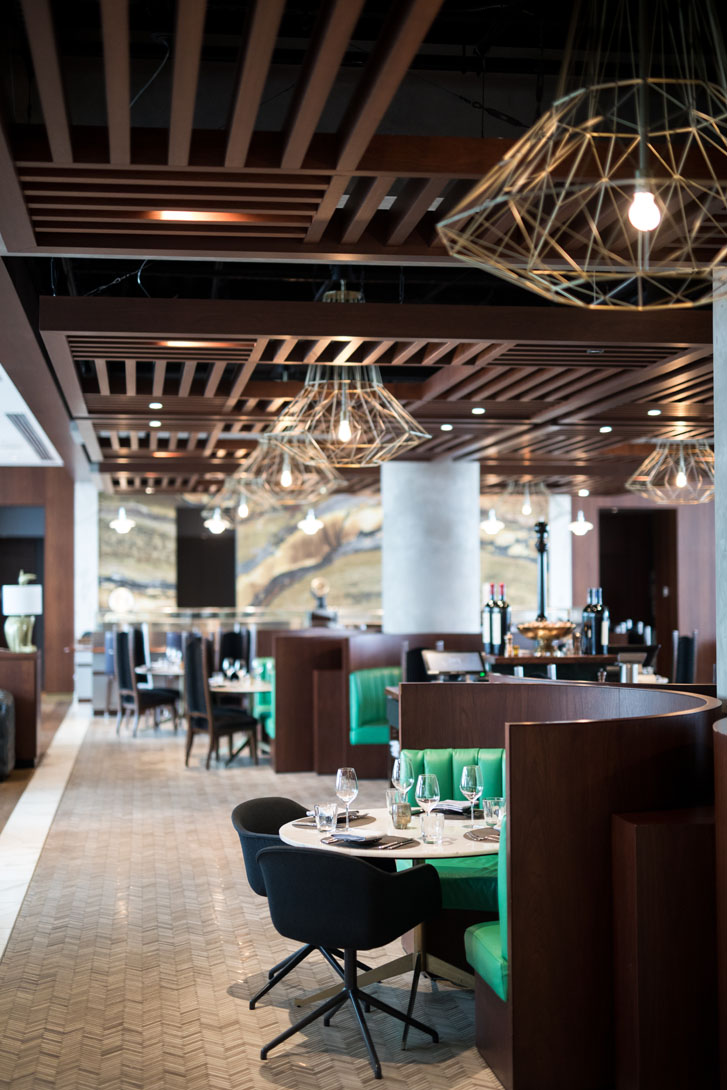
<box><xmin>421</xmin><ymin>650</ymin><xmax>485</xmax><ymax>677</ymax></box>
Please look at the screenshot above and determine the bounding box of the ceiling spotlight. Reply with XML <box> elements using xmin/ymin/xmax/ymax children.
<box><xmin>569</xmin><ymin>509</ymin><xmax>594</xmax><ymax>536</ymax></box>
<box><xmin>297</xmin><ymin>509</ymin><xmax>324</xmax><ymax>535</ymax></box>
<box><xmin>203</xmin><ymin>506</ymin><xmax>231</xmax><ymax>535</ymax></box>
<box><xmin>599</xmin><ymin>425</ymin><xmax>612</xmax><ymax>434</ymax></box>
<box><xmin>440</xmin><ymin>423</ymin><xmax>454</xmax><ymax>432</ymax></box>
<box><xmin>647</xmin><ymin>408</ymin><xmax>662</xmax><ymax>416</ymax></box>
<box><xmin>471</xmin><ymin>406</ymin><xmax>486</xmax><ymax>415</ymax></box>
<box><xmin>480</xmin><ymin>508</ymin><xmax>504</xmax><ymax>536</ymax></box>
<box><xmin>578</xmin><ymin>488</ymin><xmax>590</xmax><ymax>497</ymax></box>
<box><xmin>109</xmin><ymin>506</ymin><xmax>135</xmax><ymax>534</ymax></box>
<box><xmin>149</xmin><ymin>420</ymin><xmax>162</xmax><ymax>428</ymax></box>
<box><xmin>148</xmin><ymin>401</ymin><xmax>163</xmax><ymax>410</ymax></box>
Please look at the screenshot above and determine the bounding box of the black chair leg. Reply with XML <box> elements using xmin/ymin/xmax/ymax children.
<box><xmin>260</xmin><ymin>989</ymin><xmax>345</xmax><ymax>1061</ymax></box>
<box><xmin>349</xmin><ymin>990</ymin><xmax>382</xmax><ymax>1079</ymax></box>
<box><xmin>401</xmin><ymin>952</ymin><xmax>422</xmax><ymax>1050</ymax></box>
<box><xmin>251</xmin><ymin>943</ymin><xmax>313</xmax><ymax>1009</ymax></box>
<box><xmin>322</xmin><ymin>994</ymin><xmax>348</xmax><ymax>1027</ymax></box>
<box><xmin>360</xmin><ymin>988</ymin><xmax>438</xmax><ymax>1044</ymax></box>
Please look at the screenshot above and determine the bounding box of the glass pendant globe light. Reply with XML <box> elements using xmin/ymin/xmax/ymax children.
<box><xmin>297</xmin><ymin>509</ymin><xmax>324</xmax><ymax>535</ymax></box>
<box><xmin>481</xmin><ymin>508</ymin><xmax>504</xmax><ymax>536</ymax></box>
<box><xmin>568</xmin><ymin>510</ymin><xmax>594</xmax><ymax>536</ymax></box>
<box><xmin>203</xmin><ymin>506</ymin><xmax>231</xmax><ymax>535</ymax></box>
<box><xmin>109</xmin><ymin>506</ymin><xmax>136</xmax><ymax>534</ymax></box>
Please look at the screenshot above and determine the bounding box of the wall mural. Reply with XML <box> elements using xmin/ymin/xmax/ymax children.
<box><xmin>97</xmin><ymin>489</ymin><xmax>548</xmax><ymax>618</ymax></box>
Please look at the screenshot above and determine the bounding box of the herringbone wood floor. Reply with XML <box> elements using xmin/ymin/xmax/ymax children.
<box><xmin>0</xmin><ymin>715</ymin><xmax>503</xmax><ymax>1089</ymax></box>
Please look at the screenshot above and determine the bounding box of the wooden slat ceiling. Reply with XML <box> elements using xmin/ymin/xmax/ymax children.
<box><xmin>36</xmin><ymin>296</ymin><xmax>714</xmax><ymax>497</ymax></box>
<box><xmin>0</xmin><ymin>0</ymin><xmax>718</xmax><ymax>499</ymax></box>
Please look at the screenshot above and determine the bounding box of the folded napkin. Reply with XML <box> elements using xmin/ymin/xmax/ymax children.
<box><xmin>464</xmin><ymin>828</ymin><xmax>501</xmax><ymax>843</ymax></box>
<box><xmin>295</xmin><ymin>811</ymin><xmax>367</xmax><ymax>828</ymax></box>
<box><xmin>321</xmin><ymin>832</ymin><xmax>384</xmax><ymax>847</ymax></box>
<box><xmin>433</xmin><ymin>800</ymin><xmax>482</xmax><ymax>817</ymax></box>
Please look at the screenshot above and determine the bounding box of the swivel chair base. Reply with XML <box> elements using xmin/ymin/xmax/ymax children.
<box><xmin>260</xmin><ymin>951</ymin><xmax>437</xmax><ymax>1079</ymax></box>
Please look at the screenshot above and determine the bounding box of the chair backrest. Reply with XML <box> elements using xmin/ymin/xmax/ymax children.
<box><xmin>349</xmin><ymin>666</ymin><xmax>402</xmax><ymax>730</ymax></box>
<box><xmin>114</xmin><ymin>629</ymin><xmax>136</xmax><ymax>696</ymax></box>
<box><xmin>257</xmin><ymin>846</ymin><xmax>440</xmax><ymax>952</ymax></box>
<box><xmin>403</xmin><ymin>648</ymin><xmax>429</xmax><ymax>683</ymax></box>
<box><xmin>231</xmin><ymin>796</ymin><xmax>307</xmax><ymax>896</ymax></box>
<box><xmin>218</xmin><ymin>629</ymin><xmax>250</xmax><ymax>671</ymax></box>
<box><xmin>166</xmin><ymin>631</ymin><xmax>184</xmax><ymax>656</ymax></box>
<box><xmin>184</xmin><ymin>636</ymin><xmax>213</xmax><ymax>723</ymax></box>
<box><xmin>131</xmin><ymin>625</ymin><xmax>152</xmax><ymax>686</ymax></box>
<box><xmin>498</xmin><ymin>814</ymin><xmax>508</xmax><ymax>961</ymax></box>
<box><xmin>400</xmin><ymin>746</ymin><xmax>506</xmax><ymax>803</ymax></box>
<box><xmin>672</xmin><ymin>629</ymin><xmax>698</xmax><ymax>683</ymax></box>
<box><xmin>104</xmin><ymin>631</ymin><xmax>115</xmax><ymax>676</ymax></box>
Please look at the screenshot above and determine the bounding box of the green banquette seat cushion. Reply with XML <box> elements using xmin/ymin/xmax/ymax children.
<box><xmin>464</xmin><ymin>814</ymin><xmax>508</xmax><ymax>1000</ymax></box>
<box><xmin>349</xmin><ymin>666</ymin><xmax>402</xmax><ymax>745</ymax></box>
<box><xmin>252</xmin><ymin>657</ymin><xmax>275</xmax><ymax>740</ymax></box>
<box><xmin>397</xmin><ymin>747</ymin><xmax>505</xmax><ymax>911</ymax></box>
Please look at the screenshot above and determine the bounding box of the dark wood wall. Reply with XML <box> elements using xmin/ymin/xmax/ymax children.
<box><xmin>0</xmin><ymin>468</ymin><xmax>74</xmax><ymax>691</ymax></box>
<box><xmin>572</xmin><ymin>493</ymin><xmax>716</xmax><ymax>683</ymax></box>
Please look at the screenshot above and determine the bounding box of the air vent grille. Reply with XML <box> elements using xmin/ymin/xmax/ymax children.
<box><xmin>6</xmin><ymin>412</ymin><xmax>53</xmax><ymax>461</ymax></box>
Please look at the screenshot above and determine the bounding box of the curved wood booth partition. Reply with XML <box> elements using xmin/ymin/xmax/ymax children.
<box><xmin>399</xmin><ymin>681</ymin><xmax>722</xmax><ymax>1090</ymax></box>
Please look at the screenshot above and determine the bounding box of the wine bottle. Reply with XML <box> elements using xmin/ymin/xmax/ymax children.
<box><xmin>490</xmin><ymin>583</ymin><xmax>502</xmax><ymax>654</ymax></box>
<box><xmin>496</xmin><ymin>582</ymin><xmax>511</xmax><ymax>656</ymax></box>
<box><xmin>597</xmin><ymin>587</ymin><xmax>610</xmax><ymax>654</ymax></box>
<box><xmin>481</xmin><ymin>582</ymin><xmax>496</xmax><ymax>653</ymax></box>
<box><xmin>581</xmin><ymin>588</ymin><xmax>595</xmax><ymax>654</ymax></box>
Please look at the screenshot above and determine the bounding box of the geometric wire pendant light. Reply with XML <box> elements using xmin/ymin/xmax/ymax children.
<box><xmin>237</xmin><ymin>433</ymin><xmax>343</xmax><ymax>507</ymax></box>
<box><xmin>274</xmin><ymin>364</ymin><xmax>430</xmax><ymax>467</ymax></box>
<box><xmin>625</xmin><ymin>439</ymin><xmax>715</xmax><ymax>503</ymax></box>
<box><xmin>438</xmin><ymin>0</ymin><xmax>727</xmax><ymax>310</ymax></box>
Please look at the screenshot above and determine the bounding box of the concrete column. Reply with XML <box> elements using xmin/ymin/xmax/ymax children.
<box><xmin>714</xmin><ymin>277</ymin><xmax>727</xmax><ymax>698</ymax></box>
<box><xmin>381</xmin><ymin>461</ymin><xmax>481</xmax><ymax>633</ymax></box>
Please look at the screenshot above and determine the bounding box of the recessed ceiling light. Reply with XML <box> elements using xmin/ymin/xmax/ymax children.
<box><xmin>440</xmin><ymin>423</ymin><xmax>454</xmax><ymax>431</ymax></box>
<box><xmin>148</xmin><ymin>209</ymin><xmax>250</xmax><ymax>223</ymax></box>
<box><xmin>149</xmin><ymin>420</ymin><xmax>162</xmax><ymax>428</ymax></box>
<box><xmin>586</xmin><ymin>348</ymin><xmax>604</xmax><ymax>355</ymax></box>
<box><xmin>599</xmin><ymin>425</ymin><xmax>612</xmax><ymax>433</ymax></box>
<box><xmin>149</xmin><ymin>401</ymin><xmax>163</xmax><ymax>410</ymax></box>
<box><xmin>157</xmin><ymin>339</ymin><xmax>237</xmax><ymax>348</ymax></box>
<box><xmin>471</xmin><ymin>406</ymin><xmax>486</xmax><ymax>415</ymax></box>
<box><xmin>578</xmin><ymin>488</ymin><xmax>590</xmax><ymax>497</ymax></box>
<box><xmin>647</xmin><ymin>408</ymin><xmax>662</xmax><ymax>416</ymax></box>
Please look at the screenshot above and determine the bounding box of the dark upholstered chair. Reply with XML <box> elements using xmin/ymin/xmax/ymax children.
<box><xmin>184</xmin><ymin>636</ymin><xmax>257</xmax><ymax>768</ymax></box>
<box><xmin>671</xmin><ymin>629</ymin><xmax>698</xmax><ymax>683</ymax></box>
<box><xmin>231</xmin><ymin>797</ymin><xmax>365</xmax><ymax>1009</ymax></box>
<box><xmin>114</xmin><ymin>629</ymin><xmax>178</xmax><ymax>737</ymax></box>
<box><xmin>257</xmin><ymin>846</ymin><xmax>441</xmax><ymax>1080</ymax></box>
<box><xmin>130</xmin><ymin>625</ymin><xmax>179</xmax><ymax>703</ymax></box>
<box><xmin>217</xmin><ymin>628</ymin><xmax>250</xmax><ymax>672</ymax></box>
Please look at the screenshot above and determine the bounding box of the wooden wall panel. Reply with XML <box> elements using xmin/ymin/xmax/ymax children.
<box><xmin>572</xmin><ymin>493</ymin><xmax>716</xmax><ymax>683</ymax></box>
<box><xmin>714</xmin><ymin>719</ymin><xmax>727</xmax><ymax>1090</ymax></box>
<box><xmin>0</xmin><ymin>467</ymin><xmax>74</xmax><ymax>691</ymax></box>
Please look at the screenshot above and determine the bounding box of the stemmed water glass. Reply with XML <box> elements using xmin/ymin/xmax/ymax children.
<box><xmin>335</xmin><ymin>767</ymin><xmax>359</xmax><ymax>831</ymax></box>
<box><xmin>414</xmin><ymin>773</ymin><xmax>440</xmax><ymax>829</ymax></box>
<box><xmin>460</xmin><ymin>764</ymin><xmax>484</xmax><ymax>828</ymax></box>
<box><xmin>391</xmin><ymin>755</ymin><xmax>414</xmax><ymax>798</ymax></box>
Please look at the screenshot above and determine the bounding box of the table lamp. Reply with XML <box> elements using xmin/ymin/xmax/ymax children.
<box><xmin>1</xmin><ymin>570</ymin><xmax>43</xmax><ymax>652</ymax></box>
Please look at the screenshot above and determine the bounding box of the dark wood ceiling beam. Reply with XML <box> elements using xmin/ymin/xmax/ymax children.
<box><xmin>223</xmin><ymin>339</ymin><xmax>269</xmax><ymax>409</ymax></box>
<box><xmin>386</xmin><ymin>178</ymin><xmax>445</xmax><ymax>246</ymax></box>
<box><xmin>168</xmin><ymin>0</ymin><xmax>207</xmax><ymax>167</ymax></box>
<box><xmin>124</xmin><ymin>359</ymin><xmax>136</xmax><ymax>396</ymax></box>
<box><xmin>39</xmin><ymin>297</ymin><xmax>712</xmax><ymax>347</ymax></box>
<box><xmin>335</xmin><ymin>0</ymin><xmax>443</xmax><ymax>170</ymax></box>
<box><xmin>340</xmin><ymin>176</ymin><xmax>393</xmax><ymax>245</ymax></box>
<box><xmin>100</xmin><ymin>458</ymin><xmax>241</xmax><ymax>474</ymax></box>
<box><xmin>305</xmin><ymin>174</ymin><xmax>349</xmax><ymax>243</ymax></box>
<box><xmin>281</xmin><ymin>0</ymin><xmax>366</xmax><ymax>170</ymax></box>
<box><xmin>20</xmin><ymin>0</ymin><xmax>72</xmax><ymax>163</ymax></box>
<box><xmin>100</xmin><ymin>0</ymin><xmax>130</xmax><ymax>165</ymax></box>
<box><xmin>0</xmin><ymin>123</ymin><xmax>37</xmax><ymax>250</ymax></box>
<box><xmin>225</xmin><ymin>0</ymin><xmax>286</xmax><ymax>168</ymax></box>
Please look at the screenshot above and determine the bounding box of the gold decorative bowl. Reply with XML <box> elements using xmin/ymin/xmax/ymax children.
<box><xmin>516</xmin><ymin>620</ymin><xmax>576</xmax><ymax>656</ymax></box>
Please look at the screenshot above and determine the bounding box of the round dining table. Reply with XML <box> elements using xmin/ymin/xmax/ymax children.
<box><xmin>279</xmin><ymin>807</ymin><xmax>500</xmax><ymax>1002</ymax></box>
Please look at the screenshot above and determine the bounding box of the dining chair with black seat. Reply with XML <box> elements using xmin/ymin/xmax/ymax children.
<box><xmin>130</xmin><ymin>625</ymin><xmax>180</xmax><ymax>705</ymax></box>
<box><xmin>672</xmin><ymin>629</ymin><xmax>698</xmax><ymax>683</ymax></box>
<box><xmin>114</xmin><ymin>629</ymin><xmax>179</xmax><ymax>737</ymax></box>
<box><xmin>231</xmin><ymin>797</ymin><xmax>373</xmax><ymax>1010</ymax></box>
<box><xmin>184</xmin><ymin>635</ymin><xmax>258</xmax><ymax>769</ymax></box>
<box><xmin>217</xmin><ymin>628</ymin><xmax>250</xmax><ymax>673</ymax></box>
<box><xmin>257</xmin><ymin>845</ymin><xmax>441</xmax><ymax>1080</ymax></box>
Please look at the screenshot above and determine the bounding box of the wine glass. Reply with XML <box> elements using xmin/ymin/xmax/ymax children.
<box><xmin>222</xmin><ymin>658</ymin><xmax>234</xmax><ymax>680</ymax></box>
<box><xmin>391</xmin><ymin>755</ymin><xmax>414</xmax><ymax>798</ymax></box>
<box><xmin>335</xmin><ymin>767</ymin><xmax>359</xmax><ymax>831</ymax></box>
<box><xmin>460</xmin><ymin>764</ymin><xmax>484</xmax><ymax>828</ymax></box>
<box><xmin>414</xmin><ymin>773</ymin><xmax>440</xmax><ymax>826</ymax></box>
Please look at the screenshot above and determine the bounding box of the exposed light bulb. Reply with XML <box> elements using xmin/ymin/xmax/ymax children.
<box><xmin>480</xmin><ymin>508</ymin><xmax>504</xmax><ymax>536</ymax></box>
<box><xmin>578</xmin><ymin>488</ymin><xmax>590</xmax><ymax>497</ymax></box>
<box><xmin>337</xmin><ymin>416</ymin><xmax>352</xmax><ymax>442</ymax></box>
<box><xmin>675</xmin><ymin>469</ymin><xmax>687</xmax><ymax>488</ymax></box>
<box><xmin>203</xmin><ymin>506</ymin><xmax>230</xmax><ymax>535</ymax></box>
<box><xmin>521</xmin><ymin>484</ymin><xmax>532</xmax><ymax>516</ymax></box>
<box><xmin>569</xmin><ymin>509</ymin><xmax>594</xmax><ymax>536</ymax></box>
<box><xmin>628</xmin><ymin>190</ymin><xmax>661</xmax><ymax>232</ymax></box>
<box><xmin>109</xmin><ymin>505</ymin><xmax>135</xmax><ymax>534</ymax></box>
<box><xmin>297</xmin><ymin>508</ymin><xmax>323</xmax><ymax>535</ymax></box>
<box><xmin>280</xmin><ymin>453</ymin><xmax>293</xmax><ymax>488</ymax></box>
<box><xmin>237</xmin><ymin>497</ymin><xmax>249</xmax><ymax>519</ymax></box>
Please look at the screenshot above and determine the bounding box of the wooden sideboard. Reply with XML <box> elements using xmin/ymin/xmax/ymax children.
<box><xmin>0</xmin><ymin>649</ymin><xmax>41</xmax><ymax>766</ymax></box>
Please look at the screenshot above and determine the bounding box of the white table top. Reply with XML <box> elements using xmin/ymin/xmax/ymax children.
<box><xmin>279</xmin><ymin>807</ymin><xmax>499</xmax><ymax>861</ymax></box>
<box><xmin>135</xmin><ymin>662</ymin><xmax>184</xmax><ymax>677</ymax></box>
<box><xmin>209</xmin><ymin>677</ymin><xmax>271</xmax><ymax>694</ymax></box>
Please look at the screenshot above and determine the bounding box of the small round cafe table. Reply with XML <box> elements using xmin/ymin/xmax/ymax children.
<box><xmin>279</xmin><ymin>807</ymin><xmax>499</xmax><ymax>1002</ymax></box>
